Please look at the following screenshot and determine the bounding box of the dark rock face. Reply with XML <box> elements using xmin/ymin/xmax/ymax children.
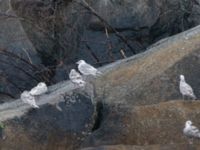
<box><xmin>11</xmin><ymin>0</ymin><xmax>82</xmax><ymax>66</ymax></box>
<box><xmin>80</xmin><ymin>0</ymin><xmax>196</xmax><ymax>64</ymax></box>
<box><xmin>0</xmin><ymin>92</ymin><xmax>96</xmax><ymax>150</ymax></box>
<box><xmin>0</xmin><ymin>0</ymin><xmax>43</xmax><ymax>98</ymax></box>
<box><xmin>0</xmin><ymin>0</ymin><xmax>86</xmax><ymax>96</ymax></box>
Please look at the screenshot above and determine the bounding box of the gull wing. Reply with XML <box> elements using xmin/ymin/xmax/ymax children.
<box><xmin>79</xmin><ymin>63</ymin><xmax>97</xmax><ymax>75</ymax></box>
<box><xmin>191</xmin><ymin>125</ymin><xmax>199</xmax><ymax>133</ymax></box>
<box><xmin>69</xmin><ymin>70</ymin><xmax>82</xmax><ymax>80</ymax></box>
<box><xmin>30</xmin><ymin>85</ymin><xmax>47</xmax><ymax>95</ymax></box>
<box><xmin>181</xmin><ymin>82</ymin><xmax>194</xmax><ymax>95</ymax></box>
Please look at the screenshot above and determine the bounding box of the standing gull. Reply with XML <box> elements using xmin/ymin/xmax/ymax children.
<box><xmin>183</xmin><ymin>120</ymin><xmax>200</xmax><ymax>143</ymax></box>
<box><xmin>69</xmin><ymin>69</ymin><xmax>85</xmax><ymax>87</ymax></box>
<box><xmin>30</xmin><ymin>82</ymin><xmax>48</xmax><ymax>96</ymax></box>
<box><xmin>21</xmin><ymin>91</ymin><xmax>39</xmax><ymax>108</ymax></box>
<box><xmin>179</xmin><ymin>75</ymin><xmax>196</xmax><ymax>100</ymax></box>
<box><xmin>76</xmin><ymin>60</ymin><xmax>102</xmax><ymax>76</ymax></box>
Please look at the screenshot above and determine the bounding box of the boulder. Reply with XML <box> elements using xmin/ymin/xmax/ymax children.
<box><xmin>0</xmin><ymin>81</ymin><xmax>96</xmax><ymax>150</ymax></box>
<box><xmin>81</xmin><ymin>101</ymin><xmax>200</xmax><ymax>147</ymax></box>
<box><xmin>0</xmin><ymin>0</ymin><xmax>39</xmax><ymax>61</ymax></box>
<box><xmin>80</xmin><ymin>25</ymin><xmax>200</xmax><ymax>148</ymax></box>
<box><xmin>95</xmin><ymin>25</ymin><xmax>200</xmax><ymax>106</ymax></box>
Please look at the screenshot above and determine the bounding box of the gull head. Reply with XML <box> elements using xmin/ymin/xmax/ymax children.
<box><xmin>23</xmin><ymin>90</ymin><xmax>29</xmax><ymax>94</ymax></box>
<box><xmin>180</xmin><ymin>75</ymin><xmax>185</xmax><ymax>81</ymax></box>
<box><xmin>76</xmin><ymin>60</ymin><xmax>85</xmax><ymax>65</ymax></box>
<box><xmin>70</xmin><ymin>69</ymin><xmax>76</xmax><ymax>73</ymax></box>
<box><xmin>21</xmin><ymin>90</ymin><xmax>29</xmax><ymax>96</ymax></box>
<box><xmin>38</xmin><ymin>82</ymin><xmax>46</xmax><ymax>87</ymax></box>
<box><xmin>20</xmin><ymin>91</ymin><xmax>30</xmax><ymax>100</ymax></box>
<box><xmin>185</xmin><ymin>120</ymin><xmax>192</xmax><ymax>127</ymax></box>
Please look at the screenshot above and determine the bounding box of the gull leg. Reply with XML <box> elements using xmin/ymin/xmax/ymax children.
<box><xmin>56</xmin><ymin>103</ymin><xmax>62</xmax><ymax>111</ymax></box>
<box><xmin>182</xmin><ymin>95</ymin><xmax>185</xmax><ymax>100</ymax></box>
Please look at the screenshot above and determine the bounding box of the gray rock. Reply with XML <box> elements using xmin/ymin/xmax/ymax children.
<box><xmin>0</xmin><ymin>82</ymin><xmax>96</xmax><ymax>150</ymax></box>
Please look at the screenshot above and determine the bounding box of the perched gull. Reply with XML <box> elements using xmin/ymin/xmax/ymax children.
<box><xmin>30</xmin><ymin>82</ymin><xmax>48</xmax><ymax>96</ymax></box>
<box><xmin>20</xmin><ymin>91</ymin><xmax>39</xmax><ymax>108</ymax></box>
<box><xmin>76</xmin><ymin>60</ymin><xmax>102</xmax><ymax>76</ymax></box>
<box><xmin>183</xmin><ymin>120</ymin><xmax>200</xmax><ymax>143</ymax></box>
<box><xmin>179</xmin><ymin>75</ymin><xmax>196</xmax><ymax>100</ymax></box>
<box><xmin>69</xmin><ymin>69</ymin><xmax>85</xmax><ymax>87</ymax></box>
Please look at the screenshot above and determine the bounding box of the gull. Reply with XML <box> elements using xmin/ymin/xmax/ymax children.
<box><xmin>179</xmin><ymin>75</ymin><xmax>196</xmax><ymax>100</ymax></box>
<box><xmin>69</xmin><ymin>69</ymin><xmax>85</xmax><ymax>87</ymax></box>
<box><xmin>183</xmin><ymin>120</ymin><xmax>200</xmax><ymax>143</ymax></box>
<box><xmin>30</xmin><ymin>82</ymin><xmax>48</xmax><ymax>96</ymax></box>
<box><xmin>20</xmin><ymin>91</ymin><xmax>39</xmax><ymax>108</ymax></box>
<box><xmin>76</xmin><ymin>60</ymin><xmax>102</xmax><ymax>76</ymax></box>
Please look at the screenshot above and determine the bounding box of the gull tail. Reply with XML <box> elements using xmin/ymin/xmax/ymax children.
<box><xmin>192</xmin><ymin>94</ymin><xmax>197</xmax><ymax>100</ymax></box>
<box><xmin>33</xmin><ymin>104</ymin><xmax>39</xmax><ymax>109</ymax></box>
<box><xmin>195</xmin><ymin>131</ymin><xmax>200</xmax><ymax>138</ymax></box>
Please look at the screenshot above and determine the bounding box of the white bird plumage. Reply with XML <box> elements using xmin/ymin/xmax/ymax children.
<box><xmin>69</xmin><ymin>69</ymin><xmax>85</xmax><ymax>87</ymax></box>
<box><xmin>183</xmin><ymin>120</ymin><xmax>200</xmax><ymax>138</ymax></box>
<box><xmin>20</xmin><ymin>91</ymin><xmax>39</xmax><ymax>108</ymax></box>
<box><xmin>30</xmin><ymin>82</ymin><xmax>48</xmax><ymax>96</ymax></box>
<box><xmin>179</xmin><ymin>75</ymin><xmax>196</xmax><ymax>100</ymax></box>
<box><xmin>76</xmin><ymin>60</ymin><xmax>102</xmax><ymax>76</ymax></box>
